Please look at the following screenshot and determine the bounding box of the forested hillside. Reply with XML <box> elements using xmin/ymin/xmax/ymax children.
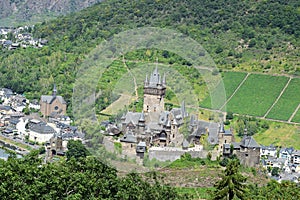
<box><xmin>0</xmin><ymin>0</ymin><xmax>103</xmax><ymax>26</ymax></box>
<box><xmin>0</xmin><ymin>0</ymin><xmax>299</xmax><ymax>111</ymax></box>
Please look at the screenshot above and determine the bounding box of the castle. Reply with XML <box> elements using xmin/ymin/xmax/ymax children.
<box><xmin>111</xmin><ymin>67</ymin><xmax>260</xmax><ymax>166</ymax></box>
<box><xmin>120</xmin><ymin>67</ymin><xmax>187</xmax><ymax>150</ymax></box>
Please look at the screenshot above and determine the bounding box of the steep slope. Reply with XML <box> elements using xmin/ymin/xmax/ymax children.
<box><xmin>0</xmin><ymin>0</ymin><xmax>299</xmax><ymax>107</ymax></box>
<box><xmin>0</xmin><ymin>0</ymin><xmax>103</xmax><ymax>26</ymax></box>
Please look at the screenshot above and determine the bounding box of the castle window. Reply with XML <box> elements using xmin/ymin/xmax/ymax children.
<box><xmin>154</xmin><ymin>107</ymin><xmax>156</xmax><ymax>112</ymax></box>
<box><xmin>225</xmin><ymin>140</ymin><xmax>227</xmax><ymax>143</ymax></box>
<box><xmin>54</xmin><ymin>106</ymin><xmax>59</xmax><ymax>110</ymax></box>
<box><xmin>245</xmin><ymin>153</ymin><xmax>248</xmax><ymax>157</ymax></box>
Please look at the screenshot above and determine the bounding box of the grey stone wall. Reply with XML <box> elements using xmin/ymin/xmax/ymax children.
<box><xmin>148</xmin><ymin>147</ymin><xmax>216</xmax><ymax>162</ymax></box>
<box><xmin>236</xmin><ymin>148</ymin><xmax>260</xmax><ymax>167</ymax></box>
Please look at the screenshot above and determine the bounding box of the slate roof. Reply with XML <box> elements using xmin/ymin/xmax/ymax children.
<box><xmin>137</xmin><ymin>141</ymin><xmax>146</xmax><ymax>147</ymax></box>
<box><xmin>279</xmin><ymin>147</ymin><xmax>294</xmax><ymax>155</ymax></box>
<box><xmin>190</xmin><ymin>126</ymin><xmax>207</xmax><ymax>138</ymax></box>
<box><xmin>224</xmin><ymin>143</ymin><xmax>231</xmax><ymax>149</ymax></box>
<box><xmin>146</xmin><ymin>66</ymin><xmax>166</xmax><ymax>88</ymax></box>
<box><xmin>182</xmin><ymin>139</ymin><xmax>189</xmax><ymax>148</ymax></box>
<box><xmin>159</xmin><ymin>111</ymin><xmax>169</xmax><ymax>126</ymax></box>
<box><xmin>28</xmin><ymin>121</ymin><xmax>56</xmax><ymax>134</ymax></box>
<box><xmin>207</xmin><ymin>123</ymin><xmax>219</xmax><ymax>145</ymax></box>
<box><xmin>136</xmin><ymin>141</ymin><xmax>146</xmax><ymax>153</ymax></box>
<box><xmin>3</xmin><ymin>128</ymin><xmax>13</xmax><ymax>134</ymax></box>
<box><xmin>224</xmin><ymin>130</ymin><xmax>232</xmax><ymax>135</ymax></box>
<box><xmin>232</xmin><ymin>142</ymin><xmax>241</xmax><ymax>149</ymax></box>
<box><xmin>240</xmin><ymin>136</ymin><xmax>260</xmax><ymax>148</ymax></box>
<box><xmin>0</xmin><ymin>105</ymin><xmax>12</xmax><ymax>111</ymax></box>
<box><xmin>261</xmin><ymin>144</ymin><xmax>277</xmax><ymax>151</ymax></box>
<box><xmin>41</xmin><ymin>95</ymin><xmax>66</xmax><ymax>104</ymax></box>
<box><xmin>1</xmin><ymin>88</ymin><xmax>13</xmax><ymax>96</ymax></box>
<box><xmin>292</xmin><ymin>150</ymin><xmax>300</xmax><ymax>156</ymax></box>
<box><xmin>9</xmin><ymin>118</ymin><xmax>20</xmax><ymax>125</ymax></box>
<box><xmin>188</xmin><ymin>120</ymin><xmax>219</xmax><ymax>144</ymax></box>
<box><xmin>123</xmin><ymin>112</ymin><xmax>143</xmax><ymax>125</ymax></box>
<box><xmin>120</xmin><ymin>131</ymin><xmax>137</xmax><ymax>143</ymax></box>
<box><xmin>147</xmin><ymin>121</ymin><xmax>163</xmax><ymax>132</ymax></box>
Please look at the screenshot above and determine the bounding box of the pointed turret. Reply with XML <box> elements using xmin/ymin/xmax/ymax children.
<box><xmin>172</xmin><ymin>118</ymin><xmax>178</xmax><ymax>125</ymax></box>
<box><xmin>139</xmin><ymin>111</ymin><xmax>145</xmax><ymax>122</ymax></box>
<box><xmin>154</xmin><ymin>65</ymin><xmax>158</xmax><ymax>75</ymax></box>
<box><xmin>121</xmin><ymin>113</ymin><xmax>126</xmax><ymax>121</ymax></box>
<box><xmin>190</xmin><ymin>115</ymin><xmax>196</xmax><ymax>126</ymax></box>
<box><xmin>158</xmin><ymin>75</ymin><xmax>162</xmax><ymax>85</ymax></box>
<box><xmin>166</xmin><ymin>119</ymin><xmax>171</xmax><ymax>128</ymax></box>
<box><xmin>181</xmin><ymin>100</ymin><xmax>186</xmax><ymax>117</ymax></box>
<box><xmin>52</xmin><ymin>84</ymin><xmax>57</xmax><ymax>97</ymax></box>
<box><xmin>162</xmin><ymin>73</ymin><xmax>166</xmax><ymax>86</ymax></box>
<box><xmin>244</xmin><ymin>128</ymin><xmax>248</xmax><ymax>136</ymax></box>
<box><xmin>144</xmin><ymin>74</ymin><xmax>149</xmax><ymax>86</ymax></box>
<box><xmin>219</xmin><ymin>121</ymin><xmax>225</xmax><ymax>133</ymax></box>
<box><xmin>146</xmin><ymin>126</ymin><xmax>151</xmax><ymax>134</ymax></box>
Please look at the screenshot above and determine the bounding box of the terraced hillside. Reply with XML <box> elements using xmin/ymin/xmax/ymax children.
<box><xmin>201</xmin><ymin>72</ymin><xmax>300</xmax><ymax>123</ymax></box>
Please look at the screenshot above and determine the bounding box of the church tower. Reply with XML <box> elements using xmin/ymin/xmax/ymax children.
<box><xmin>143</xmin><ymin>67</ymin><xmax>166</xmax><ymax>113</ymax></box>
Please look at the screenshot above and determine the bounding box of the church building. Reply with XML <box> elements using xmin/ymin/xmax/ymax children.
<box><xmin>40</xmin><ymin>85</ymin><xmax>67</xmax><ymax>117</ymax></box>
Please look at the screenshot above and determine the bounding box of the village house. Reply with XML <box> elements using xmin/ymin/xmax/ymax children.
<box><xmin>45</xmin><ymin>126</ymin><xmax>84</xmax><ymax>161</ymax></box>
<box><xmin>29</xmin><ymin>99</ymin><xmax>40</xmax><ymax>110</ymax></box>
<box><xmin>291</xmin><ymin>150</ymin><xmax>300</xmax><ymax>164</ymax></box>
<box><xmin>219</xmin><ymin>128</ymin><xmax>261</xmax><ymax>167</ymax></box>
<box><xmin>28</xmin><ymin>119</ymin><xmax>57</xmax><ymax>143</ymax></box>
<box><xmin>279</xmin><ymin>147</ymin><xmax>294</xmax><ymax>161</ymax></box>
<box><xmin>260</xmin><ymin>144</ymin><xmax>277</xmax><ymax>158</ymax></box>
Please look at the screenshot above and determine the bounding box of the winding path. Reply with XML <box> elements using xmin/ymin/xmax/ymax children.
<box><xmin>122</xmin><ymin>55</ymin><xmax>138</xmax><ymax>99</ymax></box>
<box><xmin>219</xmin><ymin>73</ymin><xmax>250</xmax><ymax>110</ymax></box>
<box><xmin>263</xmin><ymin>77</ymin><xmax>292</xmax><ymax>118</ymax></box>
<box><xmin>288</xmin><ymin>104</ymin><xmax>300</xmax><ymax>123</ymax></box>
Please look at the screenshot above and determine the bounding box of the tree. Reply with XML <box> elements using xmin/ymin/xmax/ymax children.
<box><xmin>66</xmin><ymin>140</ymin><xmax>90</xmax><ymax>160</ymax></box>
<box><xmin>271</xmin><ymin>167</ymin><xmax>280</xmax><ymax>176</ymax></box>
<box><xmin>226</xmin><ymin>112</ymin><xmax>234</xmax><ymax>120</ymax></box>
<box><xmin>212</xmin><ymin>159</ymin><xmax>247</xmax><ymax>200</ymax></box>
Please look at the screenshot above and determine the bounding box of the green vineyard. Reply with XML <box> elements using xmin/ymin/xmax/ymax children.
<box><xmin>201</xmin><ymin>72</ymin><xmax>300</xmax><ymax>123</ymax></box>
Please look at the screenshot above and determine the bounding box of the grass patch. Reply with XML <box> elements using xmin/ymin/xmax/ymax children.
<box><xmin>114</xmin><ymin>142</ymin><xmax>122</xmax><ymax>154</ymax></box>
<box><xmin>226</xmin><ymin>74</ymin><xmax>289</xmax><ymax>116</ymax></box>
<box><xmin>253</xmin><ymin>122</ymin><xmax>300</xmax><ymax>149</ymax></box>
<box><xmin>0</xmin><ymin>135</ymin><xmax>32</xmax><ymax>151</ymax></box>
<box><xmin>266</xmin><ymin>78</ymin><xmax>300</xmax><ymax>121</ymax></box>
<box><xmin>201</xmin><ymin>71</ymin><xmax>247</xmax><ymax>109</ymax></box>
<box><xmin>175</xmin><ymin>187</ymin><xmax>213</xmax><ymax>199</ymax></box>
<box><xmin>291</xmin><ymin>109</ymin><xmax>300</xmax><ymax>123</ymax></box>
<box><xmin>167</xmin><ymin>153</ymin><xmax>219</xmax><ymax>169</ymax></box>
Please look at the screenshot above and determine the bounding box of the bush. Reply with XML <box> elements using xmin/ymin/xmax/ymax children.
<box><xmin>226</xmin><ymin>112</ymin><xmax>234</xmax><ymax>120</ymax></box>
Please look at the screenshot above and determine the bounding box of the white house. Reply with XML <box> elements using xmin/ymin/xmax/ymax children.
<box><xmin>279</xmin><ymin>147</ymin><xmax>294</xmax><ymax>162</ymax></box>
<box><xmin>16</xmin><ymin>117</ymin><xmax>29</xmax><ymax>139</ymax></box>
<box><xmin>29</xmin><ymin>100</ymin><xmax>40</xmax><ymax>110</ymax></box>
<box><xmin>260</xmin><ymin>144</ymin><xmax>277</xmax><ymax>158</ymax></box>
<box><xmin>28</xmin><ymin>119</ymin><xmax>57</xmax><ymax>144</ymax></box>
<box><xmin>291</xmin><ymin>150</ymin><xmax>300</xmax><ymax>165</ymax></box>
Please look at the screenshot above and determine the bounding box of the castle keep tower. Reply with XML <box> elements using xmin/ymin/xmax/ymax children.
<box><xmin>143</xmin><ymin>67</ymin><xmax>166</xmax><ymax>113</ymax></box>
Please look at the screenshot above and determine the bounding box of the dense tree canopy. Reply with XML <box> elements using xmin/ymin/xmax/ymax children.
<box><xmin>66</xmin><ymin>139</ymin><xmax>90</xmax><ymax>160</ymax></box>
<box><xmin>0</xmin><ymin>0</ymin><xmax>299</xmax><ymax>109</ymax></box>
<box><xmin>0</xmin><ymin>150</ymin><xmax>185</xmax><ymax>199</ymax></box>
